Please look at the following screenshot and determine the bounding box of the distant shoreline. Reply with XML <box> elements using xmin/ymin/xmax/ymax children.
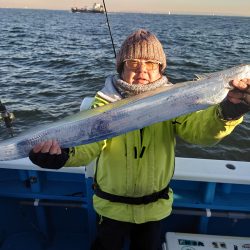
<box><xmin>0</xmin><ymin>7</ymin><xmax>249</xmax><ymax>18</ymax></box>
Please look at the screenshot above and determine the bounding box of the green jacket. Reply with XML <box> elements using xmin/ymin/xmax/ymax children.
<box><xmin>65</xmin><ymin>79</ymin><xmax>243</xmax><ymax>224</ymax></box>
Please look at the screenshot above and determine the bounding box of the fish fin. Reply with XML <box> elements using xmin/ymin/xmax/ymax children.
<box><xmin>194</xmin><ymin>73</ymin><xmax>214</xmax><ymax>80</ymax></box>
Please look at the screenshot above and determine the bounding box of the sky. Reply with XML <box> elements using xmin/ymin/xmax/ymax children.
<box><xmin>0</xmin><ymin>0</ymin><xmax>249</xmax><ymax>16</ymax></box>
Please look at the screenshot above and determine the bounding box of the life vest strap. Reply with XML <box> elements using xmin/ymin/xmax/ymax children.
<box><xmin>92</xmin><ymin>184</ymin><xmax>170</xmax><ymax>205</ymax></box>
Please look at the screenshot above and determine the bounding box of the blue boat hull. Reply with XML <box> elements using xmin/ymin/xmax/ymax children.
<box><xmin>0</xmin><ymin>158</ymin><xmax>249</xmax><ymax>249</ymax></box>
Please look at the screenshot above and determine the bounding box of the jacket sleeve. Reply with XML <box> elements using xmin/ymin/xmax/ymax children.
<box><xmin>64</xmin><ymin>94</ymin><xmax>109</xmax><ymax>167</ymax></box>
<box><xmin>173</xmin><ymin>105</ymin><xmax>243</xmax><ymax>146</ymax></box>
<box><xmin>64</xmin><ymin>141</ymin><xmax>104</xmax><ymax>167</ymax></box>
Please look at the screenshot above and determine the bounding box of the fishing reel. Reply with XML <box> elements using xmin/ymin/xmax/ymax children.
<box><xmin>0</xmin><ymin>101</ymin><xmax>15</xmax><ymax>137</ymax></box>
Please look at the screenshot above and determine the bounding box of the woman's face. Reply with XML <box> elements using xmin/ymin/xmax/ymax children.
<box><xmin>121</xmin><ymin>59</ymin><xmax>162</xmax><ymax>84</ymax></box>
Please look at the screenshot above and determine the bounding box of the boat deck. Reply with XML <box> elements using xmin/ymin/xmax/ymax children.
<box><xmin>0</xmin><ymin>157</ymin><xmax>249</xmax><ymax>249</ymax></box>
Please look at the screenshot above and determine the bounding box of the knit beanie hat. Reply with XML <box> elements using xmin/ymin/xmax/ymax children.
<box><xmin>116</xmin><ymin>29</ymin><xmax>166</xmax><ymax>74</ymax></box>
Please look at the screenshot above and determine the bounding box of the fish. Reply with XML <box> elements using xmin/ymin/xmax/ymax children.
<box><xmin>0</xmin><ymin>64</ymin><xmax>249</xmax><ymax>161</ymax></box>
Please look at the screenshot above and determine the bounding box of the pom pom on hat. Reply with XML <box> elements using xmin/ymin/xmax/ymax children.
<box><xmin>116</xmin><ymin>29</ymin><xmax>166</xmax><ymax>74</ymax></box>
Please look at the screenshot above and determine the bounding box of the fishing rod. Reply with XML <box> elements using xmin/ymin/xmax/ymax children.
<box><xmin>0</xmin><ymin>100</ymin><xmax>15</xmax><ymax>137</ymax></box>
<box><xmin>102</xmin><ymin>0</ymin><xmax>116</xmax><ymax>58</ymax></box>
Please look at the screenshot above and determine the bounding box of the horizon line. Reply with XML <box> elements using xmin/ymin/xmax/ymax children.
<box><xmin>0</xmin><ymin>7</ymin><xmax>249</xmax><ymax>18</ymax></box>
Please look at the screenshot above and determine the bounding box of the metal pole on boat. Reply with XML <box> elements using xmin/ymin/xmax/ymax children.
<box><xmin>20</xmin><ymin>200</ymin><xmax>85</xmax><ymax>208</ymax></box>
<box><xmin>172</xmin><ymin>208</ymin><xmax>250</xmax><ymax>219</ymax></box>
<box><xmin>20</xmin><ymin>201</ymin><xmax>250</xmax><ymax>219</ymax></box>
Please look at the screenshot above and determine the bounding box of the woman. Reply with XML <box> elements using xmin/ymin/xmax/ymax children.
<box><xmin>30</xmin><ymin>29</ymin><xmax>250</xmax><ymax>250</ymax></box>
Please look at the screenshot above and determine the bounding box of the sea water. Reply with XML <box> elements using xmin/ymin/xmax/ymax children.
<box><xmin>0</xmin><ymin>9</ymin><xmax>249</xmax><ymax>161</ymax></box>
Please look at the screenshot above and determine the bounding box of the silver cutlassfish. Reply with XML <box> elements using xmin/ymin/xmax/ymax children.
<box><xmin>0</xmin><ymin>64</ymin><xmax>249</xmax><ymax>160</ymax></box>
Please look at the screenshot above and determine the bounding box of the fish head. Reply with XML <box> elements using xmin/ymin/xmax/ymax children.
<box><xmin>242</xmin><ymin>64</ymin><xmax>250</xmax><ymax>79</ymax></box>
<box><xmin>194</xmin><ymin>64</ymin><xmax>250</xmax><ymax>90</ymax></box>
<box><xmin>216</xmin><ymin>64</ymin><xmax>250</xmax><ymax>91</ymax></box>
<box><xmin>226</xmin><ymin>64</ymin><xmax>250</xmax><ymax>82</ymax></box>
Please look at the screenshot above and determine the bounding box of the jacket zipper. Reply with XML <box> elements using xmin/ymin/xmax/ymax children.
<box><xmin>134</xmin><ymin>129</ymin><xmax>146</xmax><ymax>159</ymax></box>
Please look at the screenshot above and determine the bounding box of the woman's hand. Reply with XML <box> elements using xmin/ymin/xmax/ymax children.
<box><xmin>219</xmin><ymin>78</ymin><xmax>250</xmax><ymax>120</ymax></box>
<box><xmin>29</xmin><ymin>140</ymin><xmax>69</xmax><ymax>169</ymax></box>
<box><xmin>32</xmin><ymin>139</ymin><xmax>62</xmax><ymax>155</ymax></box>
<box><xmin>227</xmin><ymin>78</ymin><xmax>250</xmax><ymax>105</ymax></box>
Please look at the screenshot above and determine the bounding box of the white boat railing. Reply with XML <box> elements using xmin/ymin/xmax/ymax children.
<box><xmin>0</xmin><ymin>157</ymin><xmax>249</xmax><ymax>185</ymax></box>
